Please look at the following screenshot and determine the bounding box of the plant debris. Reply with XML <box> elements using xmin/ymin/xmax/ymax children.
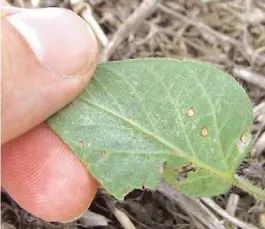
<box><xmin>3</xmin><ymin>0</ymin><xmax>265</xmax><ymax>228</ymax></box>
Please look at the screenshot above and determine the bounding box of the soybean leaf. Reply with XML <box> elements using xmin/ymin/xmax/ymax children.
<box><xmin>47</xmin><ymin>59</ymin><xmax>253</xmax><ymax>199</ymax></box>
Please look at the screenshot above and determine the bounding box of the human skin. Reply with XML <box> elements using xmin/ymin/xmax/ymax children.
<box><xmin>1</xmin><ymin>2</ymin><xmax>99</xmax><ymax>222</ymax></box>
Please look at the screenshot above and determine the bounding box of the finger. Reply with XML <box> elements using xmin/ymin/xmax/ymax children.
<box><xmin>2</xmin><ymin>123</ymin><xmax>99</xmax><ymax>222</ymax></box>
<box><xmin>1</xmin><ymin>7</ymin><xmax>99</xmax><ymax>143</ymax></box>
<box><xmin>0</xmin><ymin>0</ymin><xmax>10</xmax><ymax>6</ymax></box>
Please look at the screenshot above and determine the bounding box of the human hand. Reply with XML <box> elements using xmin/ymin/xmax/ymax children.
<box><xmin>1</xmin><ymin>2</ymin><xmax>99</xmax><ymax>222</ymax></box>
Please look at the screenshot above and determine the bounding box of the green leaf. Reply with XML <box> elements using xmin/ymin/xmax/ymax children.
<box><xmin>47</xmin><ymin>58</ymin><xmax>253</xmax><ymax>199</ymax></box>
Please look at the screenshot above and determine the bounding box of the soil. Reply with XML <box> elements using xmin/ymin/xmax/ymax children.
<box><xmin>2</xmin><ymin>0</ymin><xmax>265</xmax><ymax>229</ymax></box>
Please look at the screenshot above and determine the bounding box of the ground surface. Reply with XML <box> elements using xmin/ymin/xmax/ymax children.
<box><xmin>2</xmin><ymin>0</ymin><xmax>265</xmax><ymax>228</ymax></box>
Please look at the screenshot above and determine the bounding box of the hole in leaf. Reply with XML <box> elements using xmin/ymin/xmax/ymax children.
<box><xmin>174</xmin><ymin>163</ymin><xmax>196</xmax><ymax>182</ymax></box>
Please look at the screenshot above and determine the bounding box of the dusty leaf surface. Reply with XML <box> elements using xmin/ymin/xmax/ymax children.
<box><xmin>48</xmin><ymin>59</ymin><xmax>253</xmax><ymax>199</ymax></box>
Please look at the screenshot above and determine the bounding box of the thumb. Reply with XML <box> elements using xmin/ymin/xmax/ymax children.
<box><xmin>1</xmin><ymin>6</ymin><xmax>99</xmax><ymax>143</ymax></box>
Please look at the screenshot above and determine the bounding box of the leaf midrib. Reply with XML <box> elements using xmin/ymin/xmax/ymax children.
<box><xmin>81</xmin><ymin>96</ymin><xmax>232</xmax><ymax>181</ymax></box>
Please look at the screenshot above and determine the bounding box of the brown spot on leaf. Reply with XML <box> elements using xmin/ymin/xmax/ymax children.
<box><xmin>201</xmin><ymin>127</ymin><xmax>208</xmax><ymax>137</ymax></box>
<box><xmin>236</xmin><ymin>131</ymin><xmax>251</xmax><ymax>153</ymax></box>
<box><xmin>100</xmin><ymin>151</ymin><xmax>108</xmax><ymax>160</ymax></box>
<box><xmin>174</xmin><ymin>163</ymin><xmax>196</xmax><ymax>173</ymax></box>
<box><xmin>186</xmin><ymin>107</ymin><xmax>195</xmax><ymax>117</ymax></box>
<box><xmin>141</xmin><ymin>184</ymin><xmax>146</xmax><ymax>189</ymax></box>
<box><xmin>78</xmin><ymin>140</ymin><xmax>84</xmax><ymax>149</ymax></box>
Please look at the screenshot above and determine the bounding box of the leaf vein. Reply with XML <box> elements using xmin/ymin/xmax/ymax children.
<box><xmin>101</xmin><ymin>65</ymin><xmax>159</xmax><ymax>134</ymax></box>
<box><xmin>80</xmin><ymin>97</ymin><xmax>229</xmax><ymax>179</ymax></box>
<box><xmin>191</xmin><ymin>70</ymin><xmax>229</xmax><ymax>171</ymax></box>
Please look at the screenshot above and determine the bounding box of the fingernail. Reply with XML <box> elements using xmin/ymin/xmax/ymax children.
<box><xmin>7</xmin><ymin>7</ymin><xmax>98</xmax><ymax>76</ymax></box>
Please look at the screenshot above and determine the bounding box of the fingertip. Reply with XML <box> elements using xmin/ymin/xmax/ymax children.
<box><xmin>6</xmin><ymin>7</ymin><xmax>99</xmax><ymax>79</ymax></box>
<box><xmin>2</xmin><ymin>123</ymin><xmax>98</xmax><ymax>222</ymax></box>
<box><xmin>2</xmin><ymin>7</ymin><xmax>99</xmax><ymax>143</ymax></box>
